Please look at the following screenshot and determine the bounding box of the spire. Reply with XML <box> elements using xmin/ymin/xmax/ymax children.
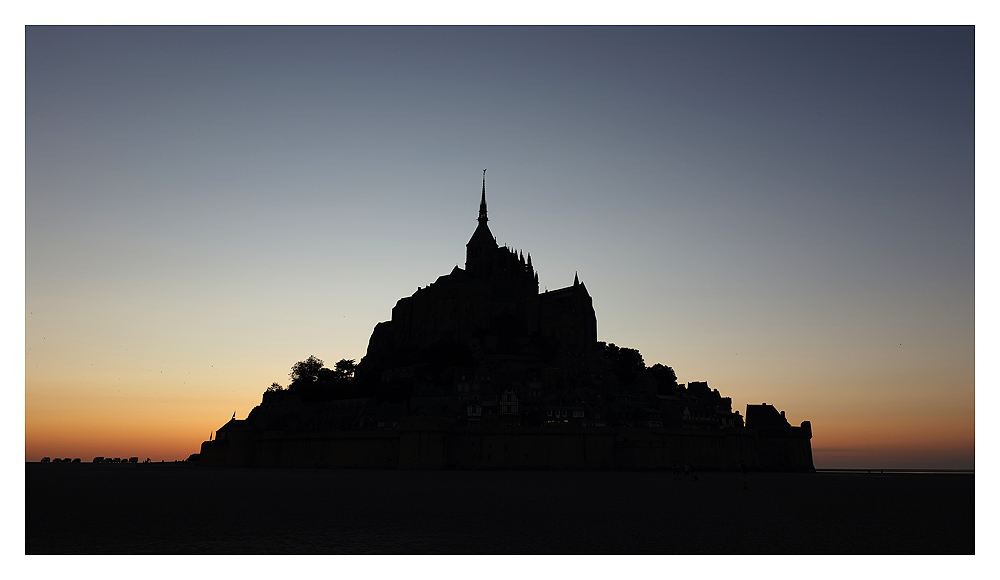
<box><xmin>574</xmin><ymin>272</ymin><xmax>580</xmax><ymax>286</ymax></box>
<box><xmin>479</xmin><ymin>169</ymin><xmax>488</xmax><ymax>224</ymax></box>
<box><xmin>467</xmin><ymin>169</ymin><xmax>497</xmax><ymax>272</ymax></box>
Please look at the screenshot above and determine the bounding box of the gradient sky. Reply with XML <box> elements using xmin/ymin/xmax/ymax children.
<box><xmin>24</xmin><ymin>26</ymin><xmax>975</xmax><ymax>468</ymax></box>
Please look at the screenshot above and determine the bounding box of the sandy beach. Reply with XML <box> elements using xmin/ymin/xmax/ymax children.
<box><xmin>25</xmin><ymin>463</ymin><xmax>973</xmax><ymax>554</ymax></box>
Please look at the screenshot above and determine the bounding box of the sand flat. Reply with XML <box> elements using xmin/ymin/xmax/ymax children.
<box><xmin>25</xmin><ymin>463</ymin><xmax>973</xmax><ymax>554</ymax></box>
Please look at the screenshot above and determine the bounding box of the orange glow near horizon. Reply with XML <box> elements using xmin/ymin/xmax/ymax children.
<box><xmin>25</xmin><ymin>370</ymin><xmax>975</xmax><ymax>469</ymax></box>
<box><xmin>25</xmin><ymin>375</ymin><xmax>263</xmax><ymax>462</ymax></box>
<box><xmin>809</xmin><ymin>417</ymin><xmax>974</xmax><ymax>469</ymax></box>
<box><xmin>24</xmin><ymin>323</ymin><xmax>975</xmax><ymax>468</ymax></box>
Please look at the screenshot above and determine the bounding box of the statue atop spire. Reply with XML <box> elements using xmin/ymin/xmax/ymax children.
<box><xmin>479</xmin><ymin>169</ymin><xmax>488</xmax><ymax>224</ymax></box>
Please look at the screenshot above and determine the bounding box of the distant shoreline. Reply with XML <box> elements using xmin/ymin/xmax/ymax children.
<box><xmin>25</xmin><ymin>461</ymin><xmax>975</xmax><ymax>474</ymax></box>
<box><xmin>815</xmin><ymin>468</ymin><xmax>974</xmax><ymax>474</ymax></box>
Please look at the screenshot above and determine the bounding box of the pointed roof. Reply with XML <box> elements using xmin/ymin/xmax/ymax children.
<box><xmin>468</xmin><ymin>169</ymin><xmax>497</xmax><ymax>248</ymax></box>
<box><xmin>478</xmin><ymin>169</ymin><xmax>488</xmax><ymax>223</ymax></box>
<box><xmin>468</xmin><ymin>220</ymin><xmax>496</xmax><ymax>247</ymax></box>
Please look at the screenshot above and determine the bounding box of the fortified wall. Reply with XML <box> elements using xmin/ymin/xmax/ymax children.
<box><xmin>200</xmin><ymin>416</ymin><xmax>813</xmax><ymax>471</ymax></box>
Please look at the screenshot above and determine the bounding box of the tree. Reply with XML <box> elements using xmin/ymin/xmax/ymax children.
<box><xmin>290</xmin><ymin>355</ymin><xmax>325</xmax><ymax>386</ymax></box>
<box><xmin>266</xmin><ymin>382</ymin><xmax>284</xmax><ymax>392</ymax></box>
<box><xmin>334</xmin><ymin>359</ymin><xmax>356</xmax><ymax>380</ymax></box>
<box><xmin>648</xmin><ymin>363</ymin><xmax>678</xmax><ymax>394</ymax></box>
<box><xmin>598</xmin><ymin>342</ymin><xmax>645</xmax><ymax>386</ymax></box>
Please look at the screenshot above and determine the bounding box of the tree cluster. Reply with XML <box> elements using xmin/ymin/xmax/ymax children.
<box><xmin>648</xmin><ymin>363</ymin><xmax>679</xmax><ymax>394</ymax></box>
<box><xmin>288</xmin><ymin>355</ymin><xmax>357</xmax><ymax>386</ymax></box>
<box><xmin>597</xmin><ymin>341</ymin><xmax>680</xmax><ymax>395</ymax></box>
<box><xmin>263</xmin><ymin>355</ymin><xmax>361</xmax><ymax>402</ymax></box>
<box><xmin>597</xmin><ymin>341</ymin><xmax>646</xmax><ymax>386</ymax></box>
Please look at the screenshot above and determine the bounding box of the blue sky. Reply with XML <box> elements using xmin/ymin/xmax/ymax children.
<box><xmin>24</xmin><ymin>26</ymin><xmax>975</xmax><ymax>467</ymax></box>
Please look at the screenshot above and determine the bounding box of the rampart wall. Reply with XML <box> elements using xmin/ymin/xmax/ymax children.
<box><xmin>200</xmin><ymin>424</ymin><xmax>813</xmax><ymax>471</ymax></box>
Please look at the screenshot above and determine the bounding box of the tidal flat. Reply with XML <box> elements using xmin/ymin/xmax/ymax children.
<box><xmin>25</xmin><ymin>463</ymin><xmax>973</xmax><ymax>554</ymax></box>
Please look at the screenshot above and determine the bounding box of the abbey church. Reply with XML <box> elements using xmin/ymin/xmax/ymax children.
<box><xmin>356</xmin><ymin>171</ymin><xmax>602</xmax><ymax>404</ymax></box>
<box><xmin>200</xmin><ymin>173</ymin><xmax>814</xmax><ymax>471</ymax></box>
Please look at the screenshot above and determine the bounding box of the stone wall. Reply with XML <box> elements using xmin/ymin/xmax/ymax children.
<box><xmin>200</xmin><ymin>424</ymin><xmax>813</xmax><ymax>471</ymax></box>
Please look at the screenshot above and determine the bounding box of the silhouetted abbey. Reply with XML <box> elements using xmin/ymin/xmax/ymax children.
<box><xmin>201</xmin><ymin>173</ymin><xmax>813</xmax><ymax>471</ymax></box>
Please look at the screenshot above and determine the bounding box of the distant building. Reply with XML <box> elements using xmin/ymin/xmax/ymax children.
<box><xmin>746</xmin><ymin>403</ymin><xmax>791</xmax><ymax>428</ymax></box>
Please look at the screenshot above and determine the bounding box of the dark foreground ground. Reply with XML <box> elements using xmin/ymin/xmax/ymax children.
<box><xmin>25</xmin><ymin>463</ymin><xmax>973</xmax><ymax>554</ymax></box>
